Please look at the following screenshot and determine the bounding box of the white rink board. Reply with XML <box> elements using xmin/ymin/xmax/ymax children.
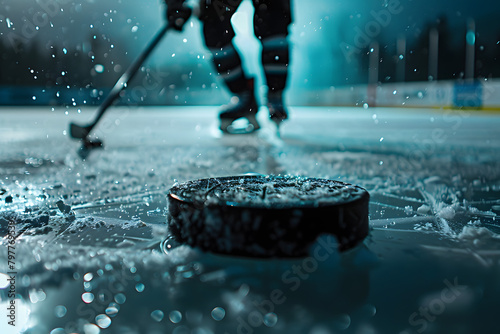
<box><xmin>290</xmin><ymin>80</ymin><xmax>500</xmax><ymax>109</ymax></box>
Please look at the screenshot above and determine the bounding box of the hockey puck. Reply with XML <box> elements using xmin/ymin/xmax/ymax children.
<box><xmin>167</xmin><ymin>175</ymin><xmax>369</xmax><ymax>258</ymax></box>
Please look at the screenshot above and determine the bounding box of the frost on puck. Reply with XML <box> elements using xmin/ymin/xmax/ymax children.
<box><xmin>167</xmin><ymin>175</ymin><xmax>369</xmax><ymax>258</ymax></box>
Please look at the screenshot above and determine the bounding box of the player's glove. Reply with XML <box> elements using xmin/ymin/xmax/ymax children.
<box><xmin>165</xmin><ymin>0</ymin><xmax>192</xmax><ymax>31</ymax></box>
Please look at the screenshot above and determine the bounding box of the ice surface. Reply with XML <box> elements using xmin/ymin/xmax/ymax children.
<box><xmin>0</xmin><ymin>106</ymin><xmax>499</xmax><ymax>333</ymax></box>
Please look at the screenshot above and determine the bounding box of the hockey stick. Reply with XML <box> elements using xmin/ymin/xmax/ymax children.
<box><xmin>69</xmin><ymin>23</ymin><xmax>172</xmax><ymax>151</ymax></box>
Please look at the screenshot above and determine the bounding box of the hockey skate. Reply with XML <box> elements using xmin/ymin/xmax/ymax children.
<box><xmin>219</xmin><ymin>79</ymin><xmax>260</xmax><ymax>134</ymax></box>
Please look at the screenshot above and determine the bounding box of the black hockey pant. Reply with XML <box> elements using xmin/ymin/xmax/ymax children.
<box><xmin>199</xmin><ymin>0</ymin><xmax>292</xmax><ymax>94</ymax></box>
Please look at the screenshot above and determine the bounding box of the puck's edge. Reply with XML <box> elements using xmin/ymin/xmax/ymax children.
<box><xmin>166</xmin><ymin>175</ymin><xmax>370</xmax><ymax>258</ymax></box>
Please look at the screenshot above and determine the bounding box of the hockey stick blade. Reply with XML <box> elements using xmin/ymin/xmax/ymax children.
<box><xmin>69</xmin><ymin>123</ymin><xmax>92</xmax><ymax>139</ymax></box>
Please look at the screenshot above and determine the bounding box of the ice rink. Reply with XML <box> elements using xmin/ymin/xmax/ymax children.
<box><xmin>1</xmin><ymin>105</ymin><xmax>499</xmax><ymax>334</ymax></box>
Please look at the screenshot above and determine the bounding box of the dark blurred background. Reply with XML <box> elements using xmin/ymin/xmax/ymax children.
<box><xmin>0</xmin><ymin>0</ymin><xmax>499</xmax><ymax>106</ymax></box>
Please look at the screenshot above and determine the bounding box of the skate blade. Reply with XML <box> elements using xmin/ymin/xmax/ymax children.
<box><xmin>220</xmin><ymin>116</ymin><xmax>260</xmax><ymax>135</ymax></box>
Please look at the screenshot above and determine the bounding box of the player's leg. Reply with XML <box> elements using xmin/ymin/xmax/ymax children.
<box><xmin>253</xmin><ymin>0</ymin><xmax>292</xmax><ymax>128</ymax></box>
<box><xmin>200</xmin><ymin>0</ymin><xmax>259</xmax><ymax>133</ymax></box>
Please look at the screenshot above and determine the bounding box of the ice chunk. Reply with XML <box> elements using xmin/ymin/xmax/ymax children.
<box><xmin>458</xmin><ymin>226</ymin><xmax>498</xmax><ymax>241</ymax></box>
<box><xmin>437</xmin><ymin>205</ymin><xmax>455</xmax><ymax>220</ymax></box>
<box><xmin>417</xmin><ymin>205</ymin><xmax>431</xmax><ymax>214</ymax></box>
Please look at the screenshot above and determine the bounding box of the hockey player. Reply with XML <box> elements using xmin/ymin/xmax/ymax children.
<box><xmin>165</xmin><ymin>0</ymin><xmax>292</xmax><ymax>133</ymax></box>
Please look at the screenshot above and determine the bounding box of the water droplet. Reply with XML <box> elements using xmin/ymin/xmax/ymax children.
<box><xmin>151</xmin><ymin>310</ymin><xmax>164</xmax><ymax>322</ymax></box>
<box><xmin>62</xmin><ymin>48</ymin><xmax>67</xmax><ymax>54</ymax></box>
<box><xmin>169</xmin><ymin>310</ymin><xmax>182</xmax><ymax>323</ymax></box>
<box><xmin>54</xmin><ymin>305</ymin><xmax>67</xmax><ymax>318</ymax></box>
<box><xmin>50</xmin><ymin>328</ymin><xmax>66</xmax><ymax>334</ymax></box>
<box><xmin>94</xmin><ymin>64</ymin><xmax>105</xmax><ymax>73</ymax></box>
<box><xmin>83</xmin><ymin>323</ymin><xmax>100</xmax><ymax>334</ymax></box>
<box><xmin>114</xmin><ymin>293</ymin><xmax>126</xmax><ymax>304</ymax></box>
<box><xmin>366</xmin><ymin>304</ymin><xmax>377</xmax><ymax>316</ymax></box>
<box><xmin>29</xmin><ymin>289</ymin><xmax>46</xmax><ymax>303</ymax></box>
<box><xmin>211</xmin><ymin>307</ymin><xmax>225</xmax><ymax>321</ymax></box>
<box><xmin>84</xmin><ymin>281</ymin><xmax>93</xmax><ymax>292</ymax></box>
<box><xmin>82</xmin><ymin>292</ymin><xmax>94</xmax><ymax>303</ymax></box>
<box><xmin>363</xmin><ymin>103</ymin><xmax>368</xmax><ymax>109</ymax></box>
<box><xmin>263</xmin><ymin>312</ymin><xmax>278</xmax><ymax>327</ymax></box>
<box><xmin>84</xmin><ymin>272</ymin><xmax>94</xmax><ymax>282</ymax></box>
<box><xmin>135</xmin><ymin>283</ymin><xmax>145</xmax><ymax>292</ymax></box>
<box><xmin>333</xmin><ymin>314</ymin><xmax>351</xmax><ymax>330</ymax></box>
<box><xmin>96</xmin><ymin>314</ymin><xmax>112</xmax><ymax>328</ymax></box>
<box><xmin>393</xmin><ymin>90</ymin><xmax>397</xmax><ymax>95</ymax></box>
<box><xmin>379</xmin><ymin>137</ymin><xmax>384</xmax><ymax>142</ymax></box>
<box><xmin>105</xmin><ymin>303</ymin><xmax>120</xmax><ymax>317</ymax></box>
<box><xmin>32</xmin><ymin>96</ymin><xmax>36</xmax><ymax>100</ymax></box>
<box><xmin>161</xmin><ymin>236</ymin><xmax>180</xmax><ymax>254</ymax></box>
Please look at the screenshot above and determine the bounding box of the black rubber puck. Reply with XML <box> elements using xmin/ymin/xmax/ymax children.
<box><xmin>167</xmin><ymin>175</ymin><xmax>369</xmax><ymax>258</ymax></box>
